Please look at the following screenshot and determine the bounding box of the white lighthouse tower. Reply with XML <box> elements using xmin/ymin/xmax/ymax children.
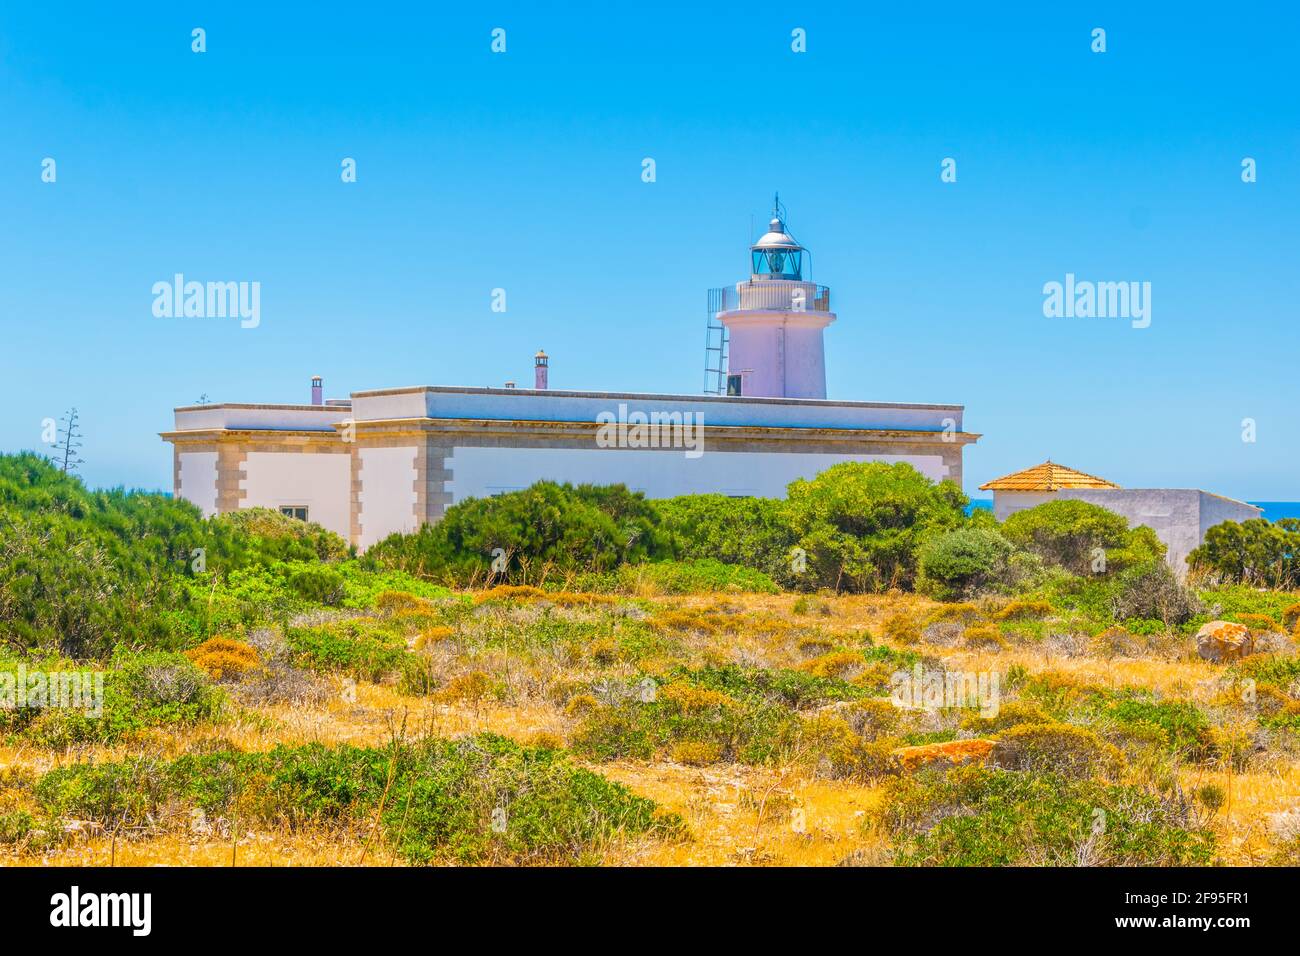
<box><xmin>712</xmin><ymin>197</ymin><xmax>836</xmax><ymax>399</ymax></box>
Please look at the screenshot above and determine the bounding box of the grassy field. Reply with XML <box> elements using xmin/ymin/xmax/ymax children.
<box><xmin>4</xmin><ymin>586</ymin><xmax>1298</xmax><ymax>867</ymax></box>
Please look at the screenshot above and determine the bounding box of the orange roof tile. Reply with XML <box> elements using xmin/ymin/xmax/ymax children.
<box><xmin>978</xmin><ymin>460</ymin><xmax>1120</xmax><ymax>492</ymax></box>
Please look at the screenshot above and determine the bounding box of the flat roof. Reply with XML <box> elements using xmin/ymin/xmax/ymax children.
<box><xmin>347</xmin><ymin>384</ymin><xmax>966</xmax><ymax>412</ymax></box>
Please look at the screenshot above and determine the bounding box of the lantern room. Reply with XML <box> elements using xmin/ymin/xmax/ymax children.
<box><xmin>750</xmin><ymin>200</ymin><xmax>804</xmax><ymax>280</ymax></box>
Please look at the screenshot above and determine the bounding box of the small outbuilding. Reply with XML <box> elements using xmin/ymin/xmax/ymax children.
<box><xmin>980</xmin><ymin>461</ymin><xmax>1262</xmax><ymax>574</ymax></box>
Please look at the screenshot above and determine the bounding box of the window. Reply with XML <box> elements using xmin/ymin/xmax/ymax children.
<box><xmin>279</xmin><ymin>505</ymin><xmax>309</xmax><ymax>521</ymax></box>
<box><xmin>726</xmin><ymin>374</ymin><xmax>743</xmax><ymax>396</ymax></box>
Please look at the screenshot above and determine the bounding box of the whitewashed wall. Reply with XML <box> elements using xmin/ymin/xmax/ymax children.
<box><xmin>356</xmin><ymin>446</ymin><xmax>418</xmax><ymax>549</ymax></box>
<box><xmin>1199</xmin><ymin>492</ymin><xmax>1263</xmax><ymax>538</ymax></box>
<box><xmin>177</xmin><ymin>451</ymin><xmax>218</xmax><ymax>517</ymax></box>
<box><xmin>241</xmin><ymin>452</ymin><xmax>351</xmax><ymax>539</ymax></box>
<box><xmin>992</xmin><ymin>490</ymin><xmax>1059</xmax><ymax>520</ymax></box>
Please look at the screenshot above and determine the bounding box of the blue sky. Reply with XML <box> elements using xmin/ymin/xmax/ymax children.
<box><xmin>1</xmin><ymin>2</ymin><xmax>1296</xmax><ymax>499</ymax></box>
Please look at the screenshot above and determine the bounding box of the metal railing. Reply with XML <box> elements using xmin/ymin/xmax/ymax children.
<box><xmin>709</xmin><ymin>282</ymin><xmax>831</xmax><ymax>314</ymax></box>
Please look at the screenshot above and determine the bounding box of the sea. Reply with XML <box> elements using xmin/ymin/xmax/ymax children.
<box><xmin>967</xmin><ymin>499</ymin><xmax>1300</xmax><ymax>522</ymax></box>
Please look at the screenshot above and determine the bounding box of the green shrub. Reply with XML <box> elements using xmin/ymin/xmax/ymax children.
<box><xmin>990</xmin><ymin>722</ymin><xmax>1124</xmax><ymax>779</ymax></box>
<box><xmin>876</xmin><ymin>766</ymin><xmax>1214</xmax><ymax>866</ymax></box>
<box><xmin>917</xmin><ymin>527</ymin><xmax>1016</xmax><ymax>599</ymax></box>
<box><xmin>784</xmin><ymin>462</ymin><xmax>968</xmax><ymax>592</ymax></box>
<box><xmin>1108</xmin><ymin>697</ymin><xmax>1213</xmax><ymax>758</ymax></box>
<box><xmin>570</xmin><ymin>663</ymin><xmax>873</xmax><ymax>767</ymax></box>
<box><xmin>0</xmin><ymin>453</ymin><xmax>361</xmax><ymax>660</ymax></box>
<box><xmin>33</xmin><ymin>735</ymin><xmax>681</xmax><ymax>865</ymax></box>
<box><xmin>1002</xmin><ymin>500</ymin><xmax>1161</xmax><ymax>575</ymax></box>
<box><xmin>287</xmin><ymin>565</ymin><xmax>346</xmax><ymax>606</ymax></box>
<box><xmin>285</xmin><ymin>619</ymin><xmax>412</xmax><ymax>684</ymax></box>
<box><xmin>1236</xmin><ymin>654</ymin><xmax>1300</xmax><ymax>689</ymax></box>
<box><xmin>1189</xmin><ymin>518</ymin><xmax>1300</xmax><ymax>589</ymax></box>
<box><xmin>655</xmin><ymin>495</ymin><xmax>798</xmax><ymax>587</ymax></box>
<box><xmin>1109</xmin><ymin>561</ymin><xmax>1202</xmax><ymax>625</ymax></box>
<box><xmin>367</xmin><ymin>482</ymin><xmax>671</xmax><ymax>583</ymax></box>
<box><xmin>0</xmin><ymin>810</ymin><xmax>34</xmax><ymax>845</ymax></box>
<box><xmin>213</xmin><ymin>507</ymin><xmax>349</xmax><ymax>562</ymax></box>
<box><xmin>20</xmin><ymin>651</ymin><xmax>223</xmax><ymax>746</ymax></box>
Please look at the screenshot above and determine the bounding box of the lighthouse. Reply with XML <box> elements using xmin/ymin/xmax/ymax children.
<box><xmin>166</xmin><ymin>198</ymin><xmax>978</xmax><ymax>549</ymax></box>
<box><xmin>713</xmin><ymin>197</ymin><xmax>836</xmax><ymax>399</ymax></box>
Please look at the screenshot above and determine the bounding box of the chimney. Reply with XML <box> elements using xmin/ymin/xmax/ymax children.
<box><xmin>534</xmin><ymin>349</ymin><xmax>549</xmax><ymax>389</ymax></box>
<box><xmin>311</xmin><ymin>375</ymin><xmax>323</xmax><ymax>406</ymax></box>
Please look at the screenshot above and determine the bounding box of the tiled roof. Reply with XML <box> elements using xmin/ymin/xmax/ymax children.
<box><xmin>979</xmin><ymin>460</ymin><xmax>1120</xmax><ymax>492</ymax></box>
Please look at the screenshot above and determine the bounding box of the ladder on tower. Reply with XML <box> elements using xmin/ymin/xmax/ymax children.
<box><xmin>703</xmin><ymin>287</ymin><xmax>729</xmax><ymax>395</ymax></box>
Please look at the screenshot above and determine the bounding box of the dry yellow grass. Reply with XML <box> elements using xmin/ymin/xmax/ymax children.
<box><xmin>3</xmin><ymin>588</ymin><xmax>1297</xmax><ymax>867</ymax></box>
<box><xmin>598</xmin><ymin>761</ymin><xmax>888</xmax><ymax>866</ymax></box>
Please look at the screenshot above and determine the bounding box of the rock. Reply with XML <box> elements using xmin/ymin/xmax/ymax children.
<box><xmin>1196</xmin><ymin>621</ymin><xmax>1253</xmax><ymax>663</ymax></box>
<box><xmin>890</xmin><ymin>738</ymin><xmax>994</xmax><ymax>773</ymax></box>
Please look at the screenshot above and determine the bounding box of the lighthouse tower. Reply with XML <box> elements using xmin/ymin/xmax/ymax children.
<box><xmin>713</xmin><ymin>198</ymin><xmax>835</xmax><ymax>399</ymax></box>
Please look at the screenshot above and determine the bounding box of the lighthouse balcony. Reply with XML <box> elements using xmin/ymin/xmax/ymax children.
<box><xmin>710</xmin><ymin>280</ymin><xmax>831</xmax><ymax>315</ymax></box>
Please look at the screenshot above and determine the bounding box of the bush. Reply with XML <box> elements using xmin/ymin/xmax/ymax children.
<box><xmin>1088</xmin><ymin>626</ymin><xmax>1145</xmax><ymax>659</ymax></box>
<box><xmin>1109</xmin><ymin>561</ymin><xmax>1202</xmax><ymax>625</ymax></box>
<box><xmin>784</xmin><ymin>462</ymin><xmax>968</xmax><ymax>592</ymax></box>
<box><xmin>671</xmin><ymin>740</ymin><xmax>722</xmax><ymax>766</ymax></box>
<box><xmin>1235</xmin><ymin>612</ymin><xmax>1280</xmax><ymax>632</ymax></box>
<box><xmin>1107</xmin><ymin>697</ymin><xmax>1213</xmax><ymax>759</ymax></box>
<box><xmin>655</xmin><ymin>495</ymin><xmax>798</xmax><ymax>587</ymax></box>
<box><xmin>917</xmin><ymin>527</ymin><xmax>1016</xmax><ymax>599</ymax></box>
<box><xmin>876</xmin><ymin>766</ymin><xmax>1214</xmax><ymax>866</ymax></box>
<box><xmin>112</xmin><ymin>652</ymin><xmax>221</xmax><ymax>716</ymax></box>
<box><xmin>437</xmin><ymin>671</ymin><xmax>494</xmax><ymax>705</ymax></box>
<box><xmin>963</xmin><ymin>625</ymin><xmax>1009</xmax><ymax>652</ymax></box>
<box><xmin>213</xmin><ymin>507</ymin><xmax>349</xmax><ymax>562</ymax></box>
<box><xmin>287</xmin><ymin>565</ymin><xmax>346</xmax><ymax>606</ymax></box>
<box><xmin>882</xmin><ymin>613</ymin><xmax>922</xmax><ymax>645</ymax></box>
<box><xmin>185</xmin><ymin>637</ymin><xmax>261</xmax><ymax>681</ymax></box>
<box><xmin>0</xmin><ymin>810</ymin><xmax>34</xmax><ymax>845</ymax></box>
<box><xmin>285</xmin><ymin>619</ymin><xmax>411</xmax><ymax>683</ymax></box>
<box><xmin>1002</xmin><ymin>500</ymin><xmax>1161</xmax><ymax>575</ymax></box>
<box><xmin>570</xmin><ymin>664</ymin><xmax>871</xmax><ymax>767</ymax></box>
<box><xmin>1189</xmin><ymin>518</ymin><xmax>1300</xmax><ymax>589</ymax></box>
<box><xmin>367</xmin><ymin>481</ymin><xmax>671</xmax><ymax>584</ymax></box>
<box><xmin>33</xmin><ymin>735</ymin><xmax>682</xmax><ymax>865</ymax></box>
<box><xmin>992</xmin><ymin>599</ymin><xmax>1053</xmax><ymax>621</ymax></box>
<box><xmin>799</xmin><ymin>651</ymin><xmax>866</xmax><ymax>679</ymax></box>
<box><xmin>961</xmin><ymin>700</ymin><xmax>1051</xmax><ymax>734</ymax></box>
<box><xmin>990</xmin><ymin>723</ymin><xmax>1124</xmax><ymax>779</ymax></box>
<box><xmin>375</xmin><ymin>590</ymin><xmax>438</xmax><ymax>615</ymax></box>
<box><xmin>20</xmin><ymin>651</ymin><xmax>223</xmax><ymax>746</ymax></box>
<box><xmin>0</xmin><ymin>454</ymin><xmax>367</xmax><ymax>660</ymax></box>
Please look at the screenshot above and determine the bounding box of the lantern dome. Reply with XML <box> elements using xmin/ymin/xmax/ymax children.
<box><xmin>749</xmin><ymin>196</ymin><xmax>804</xmax><ymax>279</ymax></box>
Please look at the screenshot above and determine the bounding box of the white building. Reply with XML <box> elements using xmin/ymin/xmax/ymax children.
<box><xmin>980</xmin><ymin>461</ymin><xmax>1261</xmax><ymax>573</ymax></box>
<box><xmin>162</xmin><ymin>203</ymin><xmax>979</xmax><ymax>549</ymax></box>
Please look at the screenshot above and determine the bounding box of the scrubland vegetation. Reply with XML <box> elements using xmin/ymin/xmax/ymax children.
<box><xmin>2</xmin><ymin>451</ymin><xmax>1299</xmax><ymax>867</ymax></box>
